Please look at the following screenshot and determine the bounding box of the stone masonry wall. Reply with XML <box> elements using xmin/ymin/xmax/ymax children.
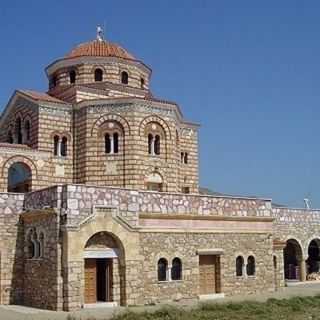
<box><xmin>138</xmin><ymin>232</ymin><xmax>275</xmax><ymax>304</ymax></box>
<box><xmin>0</xmin><ymin>193</ymin><xmax>24</xmax><ymax>305</ymax></box>
<box><xmin>22</xmin><ymin>212</ymin><xmax>63</xmax><ymax>310</ymax></box>
<box><xmin>274</xmin><ymin>207</ymin><xmax>320</xmax><ymax>256</ymax></box>
<box><xmin>62</xmin><ymin>184</ymin><xmax>272</xmax><ymax>227</ymax></box>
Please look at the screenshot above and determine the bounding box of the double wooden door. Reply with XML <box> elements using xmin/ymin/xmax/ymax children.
<box><xmin>84</xmin><ymin>258</ymin><xmax>113</xmax><ymax>304</ymax></box>
<box><xmin>199</xmin><ymin>255</ymin><xmax>217</xmax><ymax>295</ymax></box>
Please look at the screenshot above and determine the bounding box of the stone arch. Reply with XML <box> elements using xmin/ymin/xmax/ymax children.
<box><xmin>139</xmin><ymin>115</ymin><xmax>172</xmax><ymax>140</ymax></box>
<box><xmin>91</xmin><ymin>114</ymin><xmax>131</xmax><ymax>137</ymax></box>
<box><xmin>306</xmin><ymin>238</ymin><xmax>320</xmax><ymax>274</ymax></box>
<box><xmin>3</xmin><ymin>157</ymin><xmax>36</xmax><ymax>191</ymax></box>
<box><xmin>91</xmin><ymin>65</ymin><xmax>107</xmax><ymax>74</ymax></box>
<box><xmin>283</xmin><ymin>238</ymin><xmax>303</xmax><ymax>280</ymax></box>
<box><xmin>68</xmin><ymin>212</ymin><xmax>140</xmax><ymax>307</ymax></box>
<box><xmin>145</xmin><ymin>167</ymin><xmax>167</xmax><ymax>192</ymax></box>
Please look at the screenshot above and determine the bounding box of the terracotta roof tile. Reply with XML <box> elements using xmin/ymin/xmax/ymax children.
<box><xmin>18</xmin><ymin>90</ymin><xmax>68</xmax><ymax>104</ymax></box>
<box><xmin>65</xmin><ymin>40</ymin><xmax>135</xmax><ymax>60</ymax></box>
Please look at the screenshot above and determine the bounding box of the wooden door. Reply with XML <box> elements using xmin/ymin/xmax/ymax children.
<box><xmin>84</xmin><ymin>259</ymin><xmax>97</xmax><ymax>303</ymax></box>
<box><xmin>199</xmin><ymin>255</ymin><xmax>216</xmax><ymax>294</ymax></box>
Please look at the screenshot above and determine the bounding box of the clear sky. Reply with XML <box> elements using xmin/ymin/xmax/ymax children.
<box><xmin>0</xmin><ymin>0</ymin><xmax>319</xmax><ymax>208</ymax></box>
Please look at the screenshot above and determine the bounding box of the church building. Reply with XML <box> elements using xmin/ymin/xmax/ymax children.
<box><xmin>0</xmin><ymin>29</ymin><xmax>319</xmax><ymax>311</ymax></box>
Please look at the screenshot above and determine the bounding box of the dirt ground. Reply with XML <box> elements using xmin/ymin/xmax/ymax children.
<box><xmin>0</xmin><ymin>282</ymin><xmax>319</xmax><ymax>320</ymax></box>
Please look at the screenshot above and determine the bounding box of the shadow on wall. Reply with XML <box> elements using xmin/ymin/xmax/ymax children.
<box><xmin>9</xmin><ymin>216</ymin><xmax>24</xmax><ymax>304</ymax></box>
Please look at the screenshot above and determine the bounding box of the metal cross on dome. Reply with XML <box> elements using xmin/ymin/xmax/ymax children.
<box><xmin>96</xmin><ymin>26</ymin><xmax>103</xmax><ymax>41</ymax></box>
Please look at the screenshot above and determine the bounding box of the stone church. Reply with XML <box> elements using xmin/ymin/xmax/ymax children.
<box><xmin>0</xmin><ymin>29</ymin><xmax>319</xmax><ymax>311</ymax></box>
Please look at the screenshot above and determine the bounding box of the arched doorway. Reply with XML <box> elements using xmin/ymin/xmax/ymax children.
<box><xmin>84</xmin><ymin>232</ymin><xmax>125</xmax><ymax>306</ymax></box>
<box><xmin>8</xmin><ymin>162</ymin><xmax>32</xmax><ymax>193</ymax></box>
<box><xmin>146</xmin><ymin>172</ymin><xmax>163</xmax><ymax>191</ymax></box>
<box><xmin>306</xmin><ymin>239</ymin><xmax>320</xmax><ymax>275</ymax></box>
<box><xmin>283</xmin><ymin>239</ymin><xmax>303</xmax><ymax>280</ymax></box>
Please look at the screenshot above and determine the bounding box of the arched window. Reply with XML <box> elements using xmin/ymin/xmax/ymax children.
<box><xmin>105</xmin><ymin>133</ymin><xmax>111</xmax><ymax>154</ymax></box>
<box><xmin>15</xmin><ymin>117</ymin><xmax>22</xmax><ymax>144</ymax></box>
<box><xmin>53</xmin><ymin>136</ymin><xmax>59</xmax><ymax>156</ymax></box>
<box><xmin>171</xmin><ymin>258</ymin><xmax>182</xmax><ymax>281</ymax></box>
<box><xmin>95</xmin><ymin>68</ymin><xmax>103</xmax><ymax>82</ymax></box>
<box><xmin>24</xmin><ymin>120</ymin><xmax>30</xmax><ymax>143</ymax></box>
<box><xmin>148</xmin><ymin>134</ymin><xmax>153</xmax><ymax>154</ymax></box>
<box><xmin>273</xmin><ymin>256</ymin><xmax>277</xmax><ymax>270</ymax></box>
<box><xmin>246</xmin><ymin>256</ymin><xmax>255</xmax><ymax>276</ymax></box>
<box><xmin>26</xmin><ymin>229</ymin><xmax>35</xmax><ymax>259</ymax></box>
<box><xmin>121</xmin><ymin>71</ymin><xmax>128</xmax><ymax>84</ymax></box>
<box><xmin>32</xmin><ymin>231</ymin><xmax>40</xmax><ymax>259</ymax></box>
<box><xmin>154</xmin><ymin>135</ymin><xmax>161</xmax><ymax>155</ymax></box>
<box><xmin>113</xmin><ymin>132</ymin><xmax>119</xmax><ymax>154</ymax></box>
<box><xmin>158</xmin><ymin>258</ymin><xmax>168</xmax><ymax>281</ymax></box>
<box><xmin>39</xmin><ymin>232</ymin><xmax>44</xmax><ymax>258</ymax></box>
<box><xmin>7</xmin><ymin>130</ymin><xmax>13</xmax><ymax>144</ymax></box>
<box><xmin>147</xmin><ymin>172</ymin><xmax>163</xmax><ymax>192</ymax></box>
<box><xmin>8</xmin><ymin>162</ymin><xmax>32</xmax><ymax>193</ymax></box>
<box><xmin>69</xmin><ymin>70</ymin><xmax>76</xmax><ymax>84</ymax></box>
<box><xmin>140</xmin><ymin>77</ymin><xmax>145</xmax><ymax>89</ymax></box>
<box><xmin>181</xmin><ymin>152</ymin><xmax>188</xmax><ymax>164</ymax></box>
<box><xmin>236</xmin><ymin>256</ymin><xmax>244</xmax><ymax>276</ymax></box>
<box><xmin>51</xmin><ymin>74</ymin><xmax>57</xmax><ymax>87</ymax></box>
<box><xmin>147</xmin><ymin>134</ymin><xmax>161</xmax><ymax>155</ymax></box>
<box><xmin>61</xmin><ymin>137</ymin><xmax>67</xmax><ymax>156</ymax></box>
<box><xmin>104</xmin><ymin>132</ymin><xmax>119</xmax><ymax>154</ymax></box>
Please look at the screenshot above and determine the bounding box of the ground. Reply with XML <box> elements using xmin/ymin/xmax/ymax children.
<box><xmin>1</xmin><ymin>282</ymin><xmax>320</xmax><ymax>320</ymax></box>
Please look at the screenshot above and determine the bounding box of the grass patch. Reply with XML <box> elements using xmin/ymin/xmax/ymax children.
<box><xmin>111</xmin><ymin>295</ymin><xmax>320</xmax><ymax>320</ymax></box>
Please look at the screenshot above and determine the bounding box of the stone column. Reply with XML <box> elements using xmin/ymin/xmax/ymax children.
<box><xmin>110</xmin><ymin>136</ymin><xmax>114</xmax><ymax>154</ymax></box>
<box><xmin>21</xmin><ymin>128</ymin><xmax>26</xmax><ymax>144</ymax></box>
<box><xmin>57</xmin><ymin>140</ymin><xmax>62</xmax><ymax>157</ymax></box>
<box><xmin>298</xmin><ymin>256</ymin><xmax>307</xmax><ymax>282</ymax></box>
<box><xmin>151</xmin><ymin>137</ymin><xmax>155</xmax><ymax>155</ymax></box>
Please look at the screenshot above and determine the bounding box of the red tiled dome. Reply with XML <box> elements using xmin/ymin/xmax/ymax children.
<box><xmin>65</xmin><ymin>40</ymin><xmax>135</xmax><ymax>60</ymax></box>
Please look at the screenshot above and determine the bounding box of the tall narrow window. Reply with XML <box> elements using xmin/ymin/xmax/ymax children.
<box><xmin>171</xmin><ymin>258</ymin><xmax>182</xmax><ymax>280</ymax></box>
<box><xmin>246</xmin><ymin>256</ymin><xmax>255</xmax><ymax>276</ymax></box>
<box><xmin>51</xmin><ymin>74</ymin><xmax>57</xmax><ymax>87</ymax></box>
<box><xmin>39</xmin><ymin>232</ymin><xmax>44</xmax><ymax>258</ymax></box>
<box><xmin>105</xmin><ymin>133</ymin><xmax>111</xmax><ymax>153</ymax></box>
<box><xmin>24</xmin><ymin>120</ymin><xmax>30</xmax><ymax>142</ymax></box>
<box><xmin>69</xmin><ymin>70</ymin><xmax>76</xmax><ymax>84</ymax></box>
<box><xmin>61</xmin><ymin>137</ymin><xmax>67</xmax><ymax>156</ymax></box>
<box><xmin>113</xmin><ymin>132</ymin><xmax>119</xmax><ymax>154</ymax></box>
<box><xmin>181</xmin><ymin>152</ymin><xmax>188</xmax><ymax>164</ymax></box>
<box><xmin>26</xmin><ymin>230</ymin><xmax>34</xmax><ymax>259</ymax></box>
<box><xmin>148</xmin><ymin>134</ymin><xmax>153</xmax><ymax>154</ymax></box>
<box><xmin>121</xmin><ymin>71</ymin><xmax>129</xmax><ymax>84</ymax></box>
<box><xmin>236</xmin><ymin>256</ymin><xmax>244</xmax><ymax>276</ymax></box>
<box><xmin>15</xmin><ymin>117</ymin><xmax>22</xmax><ymax>144</ymax></box>
<box><xmin>154</xmin><ymin>135</ymin><xmax>161</xmax><ymax>155</ymax></box>
<box><xmin>158</xmin><ymin>258</ymin><xmax>168</xmax><ymax>281</ymax></box>
<box><xmin>53</xmin><ymin>136</ymin><xmax>59</xmax><ymax>156</ymax></box>
<box><xmin>95</xmin><ymin>68</ymin><xmax>103</xmax><ymax>82</ymax></box>
<box><xmin>140</xmin><ymin>77</ymin><xmax>145</xmax><ymax>89</ymax></box>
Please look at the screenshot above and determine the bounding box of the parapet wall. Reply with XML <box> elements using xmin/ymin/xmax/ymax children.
<box><xmin>62</xmin><ymin>184</ymin><xmax>273</xmax><ymax>227</ymax></box>
<box><xmin>274</xmin><ymin>207</ymin><xmax>320</xmax><ymax>255</ymax></box>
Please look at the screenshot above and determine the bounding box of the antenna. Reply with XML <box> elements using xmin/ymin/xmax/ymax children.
<box><xmin>303</xmin><ymin>187</ymin><xmax>312</xmax><ymax>210</ymax></box>
<box><xmin>96</xmin><ymin>26</ymin><xmax>103</xmax><ymax>41</ymax></box>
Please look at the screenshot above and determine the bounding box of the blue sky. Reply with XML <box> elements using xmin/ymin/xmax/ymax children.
<box><xmin>0</xmin><ymin>0</ymin><xmax>319</xmax><ymax>208</ymax></box>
